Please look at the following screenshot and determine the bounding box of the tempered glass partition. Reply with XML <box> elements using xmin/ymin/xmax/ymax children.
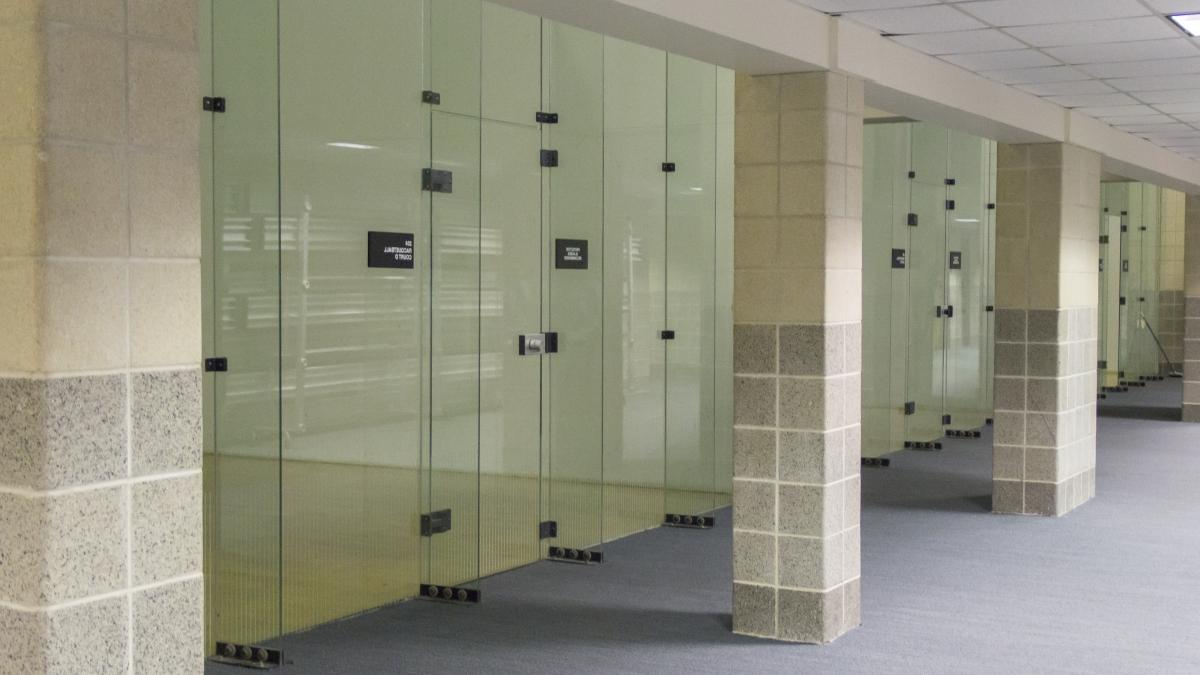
<box><xmin>203</xmin><ymin>0</ymin><xmax>734</xmax><ymax>651</ymax></box>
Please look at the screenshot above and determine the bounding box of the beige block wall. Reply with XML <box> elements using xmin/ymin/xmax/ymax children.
<box><xmin>0</xmin><ymin>2</ymin><xmax>204</xmax><ymax>673</ymax></box>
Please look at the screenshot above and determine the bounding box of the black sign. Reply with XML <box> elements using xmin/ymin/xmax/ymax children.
<box><xmin>368</xmin><ymin>231</ymin><xmax>414</xmax><ymax>269</ymax></box>
<box><xmin>891</xmin><ymin>248</ymin><xmax>907</xmax><ymax>269</ymax></box>
<box><xmin>949</xmin><ymin>251</ymin><xmax>962</xmax><ymax>270</ymax></box>
<box><xmin>1122</xmin><ymin>260</ymin><xmax>1130</xmax><ymax>272</ymax></box>
<box><xmin>555</xmin><ymin>239</ymin><xmax>588</xmax><ymax>269</ymax></box>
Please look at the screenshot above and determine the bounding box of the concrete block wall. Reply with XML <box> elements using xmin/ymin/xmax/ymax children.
<box><xmin>0</xmin><ymin>1</ymin><xmax>203</xmax><ymax>672</ymax></box>
<box><xmin>732</xmin><ymin>71</ymin><xmax>863</xmax><ymax>643</ymax></box>
<box><xmin>992</xmin><ymin>143</ymin><xmax>1100</xmax><ymax>516</ymax></box>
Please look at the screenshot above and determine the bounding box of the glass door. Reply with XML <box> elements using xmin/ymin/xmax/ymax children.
<box><xmin>542</xmin><ymin>22</ymin><xmax>606</xmax><ymax>557</ymax></box>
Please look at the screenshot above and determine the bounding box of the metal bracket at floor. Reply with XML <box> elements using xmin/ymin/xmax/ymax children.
<box><xmin>547</xmin><ymin>546</ymin><xmax>603</xmax><ymax>564</ymax></box>
<box><xmin>420</xmin><ymin>583</ymin><xmax>480</xmax><ymax>604</ymax></box>
<box><xmin>945</xmin><ymin>429</ymin><xmax>982</xmax><ymax>438</ymax></box>
<box><xmin>904</xmin><ymin>440</ymin><xmax>942</xmax><ymax>450</ymax></box>
<box><xmin>663</xmin><ymin>513</ymin><xmax>714</xmax><ymax>529</ymax></box>
<box><xmin>208</xmin><ymin>643</ymin><xmax>283</xmax><ymax>670</ymax></box>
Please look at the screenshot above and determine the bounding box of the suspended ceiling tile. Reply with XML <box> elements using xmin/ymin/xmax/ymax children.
<box><xmin>956</xmin><ymin>0</ymin><xmax>1151</xmax><ymax>26</ymax></box>
<box><xmin>844</xmin><ymin>5</ymin><xmax>985</xmax><ymax>34</ymax></box>
<box><xmin>1170</xmin><ymin>112</ymin><xmax>1200</xmax><ymax>123</ymax></box>
<box><xmin>1133</xmin><ymin>88</ymin><xmax>1200</xmax><ymax>104</ymax></box>
<box><xmin>1005</xmin><ymin>17</ymin><xmax>1178</xmax><ymax>47</ymax></box>
<box><xmin>980</xmin><ymin>65</ymin><xmax>1092</xmax><ymax>84</ymax></box>
<box><xmin>1076</xmin><ymin>104</ymin><xmax>1160</xmax><ymax>117</ymax></box>
<box><xmin>794</xmin><ymin>0</ymin><xmax>933</xmax><ymax>11</ymax></box>
<box><xmin>1113</xmin><ymin>122</ymin><xmax>1194</xmax><ymax>133</ymax></box>
<box><xmin>892</xmin><ymin>29</ymin><xmax>1027</xmax><ymax>55</ymax></box>
<box><xmin>942</xmin><ymin>49</ymin><xmax>1059</xmax><ymax>70</ymax></box>
<box><xmin>1106</xmin><ymin>74</ymin><xmax>1200</xmax><ymax>91</ymax></box>
<box><xmin>1045</xmin><ymin>92</ymin><xmax>1140</xmax><ymax>107</ymax></box>
<box><xmin>1156</xmin><ymin>100</ymin><xmax>1200</xmax><ymax>113</ymax></box>
<box><xmin>1094</xmin><ymin>113</ymin><xmax>1177</xmax><ymax>125</ymax></box>
<box><xmin>1146</xmin><ymin>0</ymin><xmax>1200</xmax><ymax>13</ymax></box>
<box><xmin>1079</xmin><ymin>56</ymin><xmax>1200</xmax><ymax>79</ymax></box>
<box><xmin>1045</xmin><ymin>39</ymin><xmax>1200</xmax><ymax>64</ymax></box>
<box><xmin>1015</xmin><ymin>79</ymin><xmax>1116</xmax><ymax>96</ymax></box>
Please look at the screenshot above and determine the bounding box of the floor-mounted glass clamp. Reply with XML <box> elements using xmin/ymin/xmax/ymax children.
<box><xmin>663</xmin><ymin>513</ymin><xmax>714</xmax><ymax>528</ymax></box>
<box><xmin>420</xmin><ymin>583</ymin><xmax>480</xmax><ymax>604</ymax></box>
<box><xmin>547</xmin><ymin>546</ymin><xmax>602</xmax><ymax>564</ymax></box>
<box><xmin>208</xmin><ymin>642</ymin><xmax>282</xmax><ymax>670</ymax></box>
<box><xmin>904</xmin><ymin>441</ymin><xmax>942</xmax><ymax>451</ymax></box>
<box><xmin>945</xmin><ymin>429</ymin><xmax>982</xmax><ymax>438</ymax></box>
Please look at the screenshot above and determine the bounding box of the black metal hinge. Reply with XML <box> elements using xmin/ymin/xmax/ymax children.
<box><xmin>945</xmin><ymin>199</ymin><xmax>956</xmax><ymax>210</ymax></box>
<box><xmin>1120</xmin><ymin>210</ymin><xmax>1128</xmax><ymax>216</ymax></box>
<box><xmin>987</xmin><ymin>203</ymin><xmax>996</xmax><ymax>210</ymax></box>
<box><xmin>545</xmin><ymin>332</ymin><xmax>558</xmax><ymax>353</ymax></box>
<box><xmin>204</xmin><ymin>357</ymin><xmax>228</xmax><ymax>373</ymax></box>
<box><xmin>422</xmin><ymin>168</ymin><xmax>453</xmax><ymax>193</ymax></box>
<box><xmin>1121</xmin><ymin>224</ymin><xmax>1128</xmax><ymax>232</ymax></box>
<box><xmin>1139</xmin><ymin>226</ymin><xmax>1148</xmax><ymax>231</ymax></box>
<box><xmin>1098</xmin><ymin>360</ymin><xmax>1108</xmax><ymax>369</ymax></box>
<box><xmin>985</xmin><ymin>305</ymin><xmax>995</xmax><ymax>312</ymax></box>
<box><xmin>945</xmin><ymin>178</ymin><xmax>956</xmax><ymax>186</ymax></box>
<box><xmin>536</xmin><ymin>111</ymin><xmax>558</xmax><ymax>124</ymax></box>
<box><xmin>907</xmin><ymin>170</ymin><xmax>916</xmax><ymax>179</ymax></box>
<box><xmin>904</xmin><ymin>401</ymin><xmax>915</xmax><ymax>415</ymax></box>
<box><xmin>421</xmin><ymin>90</ymin><xmax>441</xmax><ymax>105</ymax></box>
<box><xmin>1100</xmin><ymin>235</ymin><xmax>1109</xmax><ymax>244</ymax></box>
<box><xmin>1120</xmin><ymin>297</ymin><xmax>1127</xmax><ymax>305</ymax></box>
<box><xmin>660</xmin><ymin>330</ymin><xmax>676</xmax><ymax>340</ymax></box>
<box><xmin>541</xmin><ymin>149</ymin><xmax>559</xmax><ymax>167</ymax></box>
<box><xmin>202</xmin><ymin>96</ymin><xmax>226</xmax><ymax>113</ymax></box>
<box><xmin>942</xmin><ymin>414</ymin><xmax>952</xmax><ymax>425</ymax></box>
<box><xmin>539</xmin><ymin>521</ymin><xmax>558</xmax><ymax>539</ymax></box>
<box><xmin>907</xmin><ymin>213</ymin><xmax>918</xmax><ymax>227</ymax></box>
<box><xmin>420</xmin><ymin>509</ymin><xmax>452</xmax><ymax>536</ymax></box>
<box><xmin>209</xmin><ymin>643</ymin><xmax>282</xmax><ymax>670</ymax></box>
<box><xmin>944</xmin><ymin>305</ymin><xmax>954</xmax><ymax>318</ymax></box>
<box><xmin>662</xmin><ymin>162</ymin><xmax>676</xmax><ymax>172</ymax></box>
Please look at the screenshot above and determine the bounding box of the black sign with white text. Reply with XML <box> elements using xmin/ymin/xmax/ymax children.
<box><xmin>949</xmin><ymin>251</ymin><xmax>962</xmax><ymax>270</ymax></box>
<box><xmin>368</xmin><ymin>231</ymin><xmax>414</xmax><ymax>269</ymax></box>
<box><xmin>891</xmin><ymin>248</ymin><xmax>907</xmax><ymax>269</ymax></box>
<box><xmin>555</xmin><ymin>239</ymin><xmax>588</xmax><ymax>269</ymax></box>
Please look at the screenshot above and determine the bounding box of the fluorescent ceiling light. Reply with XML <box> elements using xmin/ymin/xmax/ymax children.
<box><xmin>326</xmin><ymin>142</ymin><xmax>378</xmax><ymax>150</ymax></box>
<box><xmin>1168</xmin><ymin>14</ymin><xmax>1200</xmax><ymax>37</ymax></box>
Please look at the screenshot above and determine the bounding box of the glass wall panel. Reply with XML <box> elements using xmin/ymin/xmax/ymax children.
<box><xmin>276</xmin><ymin>0</ymin><xmax>427</xmax><ymax>632</ymax></box>
<box><xmin>713</xmin><ymin>67</ymin><xmax>735</xmax><ymax>502</ymax></box>
<box><xmin>426</xmin><ymin>0</ymin><xmax>482</xmax><ymax>591</ymax></box>
<box><xmin>1099</xmin><ymin>213</ymin><xmax>1122</xmax><ymax>389</ymax></box>
<box><xmin>204</xmin><ymin>0</ymin><xmax>281</xmax><ymax>648</ymax></box>
<box><xmin>1139</xmin><ymin>184</ymin><xmax>1162</xmax><ymax>378</ymax></box>
<box><xmin>905</xmin><ymin>124</ymin><xmax>948</xmax><ymax>442</ymax></box>
<box><xmin>862</xmin><ymin>121</ymin><xmax>911</xmax><ymax>457</ymax></box>
<box><xmin>602</xmin><ymin>38</ymin><xmax>667</xmax><ymax>537</ymax></box>
<box><xmin>943</xmin><ymin>132</ymin><xmax>991</xmax><ymax>430</ymax></box>
<box><xmin>665</xmin><ymin>53</ymin><xmax>719</xmax><ymax>518</ymax></box>
<box><xmin>544</xmin><ymin>22</ymin><xmax>606</xmax><ymax>553</ymax></box>
<box><xmin>478</xmin><ymin>2</ymin><xmax>543</xmax><ymax>578</ymax></box>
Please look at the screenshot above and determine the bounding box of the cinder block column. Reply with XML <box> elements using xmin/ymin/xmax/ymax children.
<box><xmin>0</xmin><ymin>2</ymin><xmax>203</xmax><ymax>673</ymax></box>
<box><xmin>992</xmin><ymin>143</ymin><xmax>1100</xmax><ymax>516</ymax></box>
<box><xmin>1185</xmin><ymin>196</ymin><xmax>1200</xmax><ymax>422</ymax></box>
<box><xmin>731</xmin><ymin>71</ymin><xmax>862</xmax><ymax>643</ymax></box>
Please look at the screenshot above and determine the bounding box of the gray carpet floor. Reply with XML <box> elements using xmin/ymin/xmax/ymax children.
<box><xmin>208</xmin><ymin>380</ymin><xmax>1200</xmax><ymax>674</ymax></box>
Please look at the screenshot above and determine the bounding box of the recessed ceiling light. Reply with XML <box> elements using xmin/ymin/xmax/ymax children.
<box><xmin>1168</xmin><ymin>14</ymin><xmax>1200</xmax><ymax>38</ymax></box>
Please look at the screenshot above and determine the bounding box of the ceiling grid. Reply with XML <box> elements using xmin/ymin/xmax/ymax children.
<box><xmin>793</xmin><ymin>0</ymin><xmax>1200</xmax><ymax>158</ymax></box>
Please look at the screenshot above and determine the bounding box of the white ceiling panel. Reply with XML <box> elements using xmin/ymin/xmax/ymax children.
<box><xmin>1044</xmin><ymin>39</ymin><xmax>1200</xmax><ymax>65</ymax></box>
<box><xmin>1155</xmin><ymin>100</ymin><xmax>1200</xmax><ymax>113</ymax></box>
<box><xmin>1133</xmin><ymin>88</ymin><xmax>1200</xmax><ymax>103</ymax></box>
<box><xmin>1004</xmin><ymin>17</ymin><xmax>1179</xmax><ymax>48</ymax></box>
<box><xmin>1107</xmin><ymin>74</ymin><xmax>1200</xmax><ymax>91</ymax></box>
<box><xmin>955</xmin><ymin>0</ymin><xmax>1149</xmax><ymax>26</ymax></box>
<box><xmin>942</xmin><ymin>49</ymin><xmax>1058</xmax><ymax>70</ymax></box>
<box><xmin>1076</xmin><ymin>104</ymin><xmax>1161</xmax><ymax>117</ymax></box>
<box><xmin>1045</xmin><ymin>92</ymin><xmax>1140</xmax><ymax>107</ymax></box>
<box><xmin>1079</xmin><ymin>57</ymin><xmax>1200</xmax><ymax>79</ymax></box>
<box><xmin>1170</xmin><ymin>112</ymin><xmax>1200</xmax><ymax>123</ymax></box>
<box><xmin>1094</xmin><ymin>113</ymin><xmax>1177</xmax><ymax>125</ymax></box>
<box><xmin>1016</xmin><ymin>80</ymin><xmax>1116</xmax><ymax>96</ymax></box>
<box><xmin>1113</xmin><ymin>122</ymin><xmax>1194</xmax><ymax>132</ymax></box>
<box><xmin>844</xmin><ymin>5</ymin><xmax>985</xmax><ymax>34</ymax></box>
<box><xmin>1146</xmin><ymin>0</ymin><xmax>1200</xmax><ymax>13</ymax></box>
<box><xmin>980</xmin><ymin>65</ymin><xmax>1092</xmax><ymax>84</ymax></box>
<box><xmin>792</xmin><ymin>0</ymin><xmax>932</xmax><ymax>12</ymax></box>
<box><xmin>892</xmin><ymin>29</ymin><xmax>1027</xmax><ymax>54</ymax></box>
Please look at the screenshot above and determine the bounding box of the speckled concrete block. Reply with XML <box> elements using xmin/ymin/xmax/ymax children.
<box><xmin>0</xmin><ymin>375</ymin><xmax>127</xmax><ymax>490</ymax></box>
<box><xmin>0</xmin><ymin>487</ymin><xmax>126</xmax><ymax>605</ymax></box>
<box><xmin>44</xmin><ymin>596</ymin><xmax>129</xmax><ymax>674</ymax></box>
<box><xmin>131</xmin><ymin>473</ymin><xmax>201</xmax><ymax>585</ymax></box>
<box><xmin>133</xmin><ymin>577</ymin><xmax>203</xmax><ymax>674</ymax></box>
<box><xmin>0</xmin><ymin>606</ymin><xmax>46</xmax><ymax>672</ymax></box>
<box><xmin>131</xmin><ymin>369</ymin><xmax>202</xmax><ymax>476</ymax></box>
